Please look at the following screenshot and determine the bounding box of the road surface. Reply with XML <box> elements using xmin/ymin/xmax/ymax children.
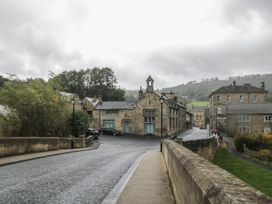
<box><xmin>178</xmin><ymin>127</ymin><xmax>210</xmax><ymax>141</ymax></box>
<box><xmin>0</xmin><ymin>135</ymin><xmax>159</xmax><ymax>204</ymax></box>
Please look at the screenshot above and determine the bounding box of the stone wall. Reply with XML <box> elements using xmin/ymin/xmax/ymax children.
<box><xmin>182</xmin><ymin>136</ymin><xmax>217</xmax><ymax>153</ymax></box>
<box><xmin>0</xmin><ymin>137</ymin><xmax>92</xmax><ymax>157</ymax></box>
<box><xmin>162</xmin><ymin>140</ymin><xmax>272</xmax><ymax>204</ymax></box>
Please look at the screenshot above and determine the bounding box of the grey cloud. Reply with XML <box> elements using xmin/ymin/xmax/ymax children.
<box><xmin>222</xmin><ymin>0</ymin><xmax>272</xmax><ymax>23</ymax></box>
<box><xmin>0</xmin><ymin>0</ymin><xmax>89</xmax><ymax>78</ymax></box>
<box><xmin>142</xmin><ymin>34</ymin><xmax>272</xmax><ymax>86</ymax></box>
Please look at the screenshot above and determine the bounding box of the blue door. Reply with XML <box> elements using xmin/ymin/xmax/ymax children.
<box><xmin>124</xmin><ymin>121</ymin><xmax>130</xmax><ymax>133</ymax></box>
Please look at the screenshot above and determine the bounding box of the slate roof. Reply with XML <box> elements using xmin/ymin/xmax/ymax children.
<box><xmin>192</xmin><ymin>106</ymin><xmax>207</xmax><ymax>112</ymax></box>
<box><xmin>95</xmin><ymin>101</ymin><xmax>134</xmax><ymax>110</ymax></box>
<box><xmin>227</xmin><ymin>104</ymin><xmax>272</xmax><ymax>114</ymax></box>
<box><xmin>209</xmin><ymin>83</ymin><xmax>267</xmax><ymax>97</ymax></box>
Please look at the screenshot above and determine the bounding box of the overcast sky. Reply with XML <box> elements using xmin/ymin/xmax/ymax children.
<box><xmin>0</xmin><ymin>0</ymin><xmax>272</xmax><ymax>90</ymax></box>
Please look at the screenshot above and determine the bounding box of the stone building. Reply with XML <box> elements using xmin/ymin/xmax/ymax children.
<box><xmin>226</xmin><ymin>104</ymin><xmax>272</xmax><ymax>134</ymax></box>
<box><xmin>209</xmin><ymin>81</ymin><xmax>267</xmax><ymax>130</ymax></box>
<box><xmin>191</xmin><ymin>106</ymin><xmax>209</xmax><ymax>128</ymax></box>
<box><xmin>82</xmin><ymin>97</ymin><xmax>100</xmax><ymax>118</ymax></box>
<box><xmin>92</xmin><ymin>76</ymin><xmax>191</xmax><ymax>136</ymax></box>
<box><xmin>59</xmin><ymin>91</ymin><xmax>82</xmax><ymax>111</ymax></box>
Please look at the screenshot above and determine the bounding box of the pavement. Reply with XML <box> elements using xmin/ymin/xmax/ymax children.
<box><xmin>115</xmin><ymin>151</ymin><xmax>175</xmax><ymax>204</ymax></box>
<box><xmin>0</xmin><ymin>136</ymin><xmax>175</xmax><ymax>204</ymax></box>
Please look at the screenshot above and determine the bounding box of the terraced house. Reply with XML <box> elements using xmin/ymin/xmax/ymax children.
<box><xmin>209</xmin><ymin>81</ymin><xmax>271</xmax><ymax>134</ymax></box>
<box><xmin>92</xmin><ymin>76</ymin><xmax>191</xmax><ymax>136</ymax></box>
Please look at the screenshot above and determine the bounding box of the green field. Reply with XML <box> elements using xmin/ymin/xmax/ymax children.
<box><xmin>186</xmin><ymin>101</ymin><xmax>209</xmax><ymax>111</ymax></box>
<box><xmin>212</xmin><ymin>148</ymin><xmax>272</xmax><ymax>197</ymax></box>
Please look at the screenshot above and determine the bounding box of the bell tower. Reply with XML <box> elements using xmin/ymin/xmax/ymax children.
<box><xmin>146</xmin><ymin>75</ymin><xmax>154</xmax><ymax>93</ymax></box>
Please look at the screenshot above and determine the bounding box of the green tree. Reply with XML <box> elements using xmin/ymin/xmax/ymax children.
<box><xmin>70</xmin><ymin>110</ymin><xmax>89</xmax><ymax>137</ymax></box>
<box><xmin>0</xmin><ymin>79</ymin><xmax>70</xmax><ymax>137</ymax></box>
<box><xmin>0</xmin><ymin>75</ymin><xmax>9</xmax><ymax>88</ymax></box>
<box><xmin>50</xmin><ymin>67</ymin><xmax>125</xmax><ymax>101</ymax></box>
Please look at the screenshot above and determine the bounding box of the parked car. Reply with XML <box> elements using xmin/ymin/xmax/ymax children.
<box><xmin>99</xmin><ymin>127</ymin><xmax>121</xmax><ymax>136</ymax></box>
<box><xmin>85</xmin><ymin>128</ymin><xmax>100</xmax><ymax>139</ymax></box>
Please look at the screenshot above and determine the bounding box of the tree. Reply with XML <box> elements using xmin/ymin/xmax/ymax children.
<box><xmin>0</xmin><ymin>75</ymin><xmax>9</xmax><ymax>88</ymax></box>
<box><xmin>50</xmin><ymin>67</ymin><xmax>125</xmax><ymax>101</ymax></box>
<box><xmin>0</xmin><ymin>79</ymin><xmax>70</xmax><ymax>137</ymax></box>
<box><xmin>70</xmin><ymin>110</ymin><xmax>89</xmax><ymax>137</ymax></box>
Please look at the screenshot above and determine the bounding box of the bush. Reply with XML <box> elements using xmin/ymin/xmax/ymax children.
<box><xmin>235</xmin><ymin>133</ymin><xmax>272</xmax><ymax>152</ymax></box>
<box><xmin>70</xmin><ymin>110</ymin><xmax>89</xmax><ymax>137</ymax></box>
<box><xmin>0</xmin><ymin>79</ymin><xmax>70</xmax><ymax>137</ymax></box>
<box><xmin>0</xmin><ymin>109</ymin><xmax>21</xmax><ymax>137</ymax></box>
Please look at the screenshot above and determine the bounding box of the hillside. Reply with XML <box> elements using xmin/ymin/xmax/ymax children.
<box><xmin>125</xmin><ymin>74</ymin><xmax>272</xmax><ymax>102</ymax></box>
<box><xmin>161</xmin><ymin>74</ymin><xmax>272</xmax><ymax>101</ymax></box>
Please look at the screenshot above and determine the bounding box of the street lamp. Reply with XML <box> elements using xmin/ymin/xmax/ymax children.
<box><xmin>71</xmin><ymin>95</ymin><xmax>76</xmax><ymax>136</ymax></box>
<box><xmin>159</xmin><ymin>95</ymin><xmax>164</xmax><ymax>152</ymax></box>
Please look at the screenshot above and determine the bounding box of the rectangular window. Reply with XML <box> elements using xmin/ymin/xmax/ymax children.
<box><xmin>217</xmin><ymin>117</ymin><xmax>221</xmax><ymax>125</ymax></box>
<box><xmin>216</xmin><ymin>95</ymin><xmax>221</xmax><ymax>102</ymax></box>
<box><xmin>239</xmin><ymin>126</ymin><xmax>250</xmax><ymax>133</ymax></box>
<box><xmin>144</xmin><ymin>110</ymin><xmax>155</xmax><ymax>123</ymax></box>
<box><xmin>264</xmin><ymin>127</ymin><xmax>271</xmax><ymax>133</ymax></box>
<box><xmin>103</xmin><ymin>120</ymin><xmax>115</xmax><ymax>128</ymax></box>
<box><xmin>238</xmin><ymin>115</ymin><xmax>250</xmax><ymax>122</ymax></box>
<box><xmin>226</xmin><ymin>95</ymin><xmax>231</xmax><ymax>103</ymax></box>
<box><xmin>264</xmin><ymin>115</ymin><xmax>272</xmax><ymax>122</ymax></box>
<box><xmin>239</xmin><ymin>95</ymin><xmax>244</xmax><ymax>103</ymax></box>
<box><xmin>217</xmin><ymin>107</ymin><xmax>222</xmax><ymax>114</ymax></box>
<box><xmin>252</xmin><ymin>95</ymin><xmax>258</xmax><ymax>103</ymax></box>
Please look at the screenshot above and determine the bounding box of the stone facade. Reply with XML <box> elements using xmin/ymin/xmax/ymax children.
<box><xmin>226</xmin><ymin>104</ymin><xmax>272</xmax><ymax>134</ymax></box>
<box><xmin>92</xmin><ymin>76</ymin><xmax>191</xmax><ymax>136</ymax></box>
<box><xmin>191</xmin><ymin>106</ymin><xmax>209</xmax><ymax>128</ymax></box>
<box><xmin>209</xmin><ymin>81</ymin><xmax>267</xmax><ymax>130</ymax></box>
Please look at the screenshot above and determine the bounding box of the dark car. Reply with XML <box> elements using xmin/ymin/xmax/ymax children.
<box><xmin>99</xmin><ymin>127</ymin><xmax>121</xmax><ymax>136</ymax></box>
<box><xmin>85</xmin><ymin>128</ymin><xmax>100</xmax><ymax>139</ymax></box>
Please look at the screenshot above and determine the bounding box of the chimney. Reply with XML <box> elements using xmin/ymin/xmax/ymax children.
<box><xmin>261</xmin><ymin>81</ymin><xmax>265</xmax><ymax>90</ymax></box>
<box><xmin>233</xmin><ymin>81</ymin><xmax>236</xmax><ymax>86</ymax></box>
<box><xmin>138</xmin><ymin>86</ymin><xmax>144</xmax><ymax>99</ymax></box>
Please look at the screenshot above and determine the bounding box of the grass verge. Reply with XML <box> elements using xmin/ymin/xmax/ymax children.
<box><xmin>212</xmin><ymin>148</ymin><xmax>272</xmax><ymax>197</ymax></box>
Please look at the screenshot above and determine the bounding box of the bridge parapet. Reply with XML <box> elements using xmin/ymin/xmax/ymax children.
<box><xmin>162</xmin><ymin>140</ymin><xmax>272</xmax><ymax>204</ymax></box>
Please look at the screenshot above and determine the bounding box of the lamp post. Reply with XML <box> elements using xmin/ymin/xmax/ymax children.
<box><xmin>159</xmin><ymin>95</ymin><xmax>164</xmax><ymax>152</ymax></box>
<box><xmin>71</xmin><ymin>96</ymin><xmax>76</xmax><ymax>136</ymax></box>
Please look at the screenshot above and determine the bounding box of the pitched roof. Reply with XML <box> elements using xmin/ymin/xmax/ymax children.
<box><xmin>227</xmin><ymin>104</ymin><xmax>272</xmax><ymax>114</ymax></box>
<box><xmin>85</xmin><ymin>97</ymin><xmax>99</xmax><ymax>107</ymax></box>
<box><xmin>209</xmin><ymin>83</ymin><xmax>267</xmax><ymax>97</ymax></box>
<box><xmin>95</xmin><ymin>101</ymin><xmax>134</xmax><ymax>110</ymax></box>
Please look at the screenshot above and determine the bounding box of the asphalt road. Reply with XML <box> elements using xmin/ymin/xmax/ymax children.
<box><xmin>177</xmin><ymin>127</ymin><xmax>210</xmax><ymax>141</ymax></box>
<box><xmin>0</xmin><ymin>135</ymin><xmax>159</xmax><ymax>204</ymax></box>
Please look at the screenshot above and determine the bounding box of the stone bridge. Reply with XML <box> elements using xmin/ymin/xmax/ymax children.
<box><xmin>162</xmin><ymin>140</ymin><xmax>272</xmax><ymax>204</ymax></box>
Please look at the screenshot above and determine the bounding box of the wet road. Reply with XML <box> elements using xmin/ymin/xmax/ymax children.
<box><xmin>178</xmin><ymin>127</ymin><xmax>210</xmax><ymax>141</ymax></box>
<box><xmin>0</xmin><ymin>135</ymin><xmax>159</xmax><ymax>204</ymax></box>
